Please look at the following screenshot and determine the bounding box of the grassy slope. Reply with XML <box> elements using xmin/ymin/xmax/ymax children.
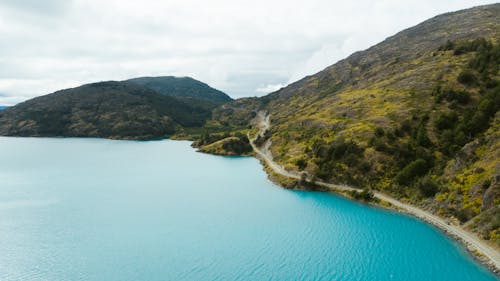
<box><xmin>204</xmin><ymin>4</ymin><xmax>500</xmax><ymax>245</ymax></box>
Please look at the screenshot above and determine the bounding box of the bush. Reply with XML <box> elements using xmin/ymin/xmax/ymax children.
<box><xmin>416</xmin><ymin>177</ymin><xmax>439</xmax><ymax>197</ymax></box>
<box><xmin>455</xmin><ymin>209</ymin><xmax>469</xmax><ymax>223</ymax></box>
<box><xmin>444</xmin><ymin>37</ymin><xmax>492</xmax><ymax>56</ymax></box>
<box><xmin>415</xmin><ymin>125</ymin><xmax>431</xmax><ymax>147</ymax></box>
<box><xmin>469</xmin><ymin>42</ymin><xmax>499</xmax><ymax>73</ymax></box>
<box><xmin>396</xmin><ymin>159</ymin><xmax>429</xmax><ymax>185</ymax></box>
<box><xmin>399</xmin><ymin>120</ymin><xmax>412</xmax><ymax>134</ymax></box>
<box><xmin>295</xmin><ymin>158</ymin><xmax>307</xmax><ymax>170</ymax></box>
<box><xmin>457</xmin><ymin>70</ymin><xmax>477</xmax><ymax>86</ymax></box>
<box><xmin>434</xmin><ymin>112</ymin><xmax>458</xmax><ymax>130</ymax></box>
<box><xmin>311</xmin><ymin>138</ymin><xmax>366</xmax><ymax>184</ymax></box>
<box><xmin>435</xmin><ymin>88</ymin><xmax>470</xmax><ymax>104</ymax></box>
<box><xmin>370</xmin><ymin>137</ymin><xmax>390</xmax><ymax>152</ymax></box>
<box><xmin>374</xmin><ymin>127</ymin><xmax>385</xmax><ymax>137</ymax></box>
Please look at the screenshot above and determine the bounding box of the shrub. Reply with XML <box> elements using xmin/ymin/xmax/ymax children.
<box><xmin>435</xmin><ymin>88</ymin><xmax>470</xmax><ymax>104</ymax></box>
<box><xmin>415</xmin><ymin>125</ymin><xmax>431</xmax><ymax>147</ymax></box>
<box><xmin>374</xmin><ymin>127</ymin><xmax>385</xmax><ymax>137</ymax></box>
<box><xmin>312</xmin><ymin>138</ymin><xmax>366</xmax><ymax>184</ymax></box>
<box><xmin>469</xmin><ymin>42</ymin><xmax>499</xmax><ymax>73</ymax></box>
<box><xmin>370</xmin><ymin>137</ymin><xmax>390</xmax><ymax>153</ymax></box>
<box><xmin>295</xmin><ymin>158</ymin><xmax>307</xmax><ymax>170</ymax></box>
<box><xmin>416</xmin><ymin>177</ymin><xmax>439</xmax><ymax>197</ymax></box>
<box><xmin>396</xmin><ymin>159</ymin><xmax>429</xmax><ymax>185</ymax></box>
<box><xmin>399</xmin><ymin>120</ymin><xmax>412</xmax><ymax>134</ymax></box>
<box><xmin>457</xmin><ymin>70</ymin><xmax>477</xmax><ymax>86</ymax></box>
<box><xmin>434</xmin><ymin>112</ymin><xmax>458</xmax><ymax>130</ymax></box>
<box><xmin>455</xmin><ymin>209</ymin><xmax>469</xmax><ymax>223</ymax></box>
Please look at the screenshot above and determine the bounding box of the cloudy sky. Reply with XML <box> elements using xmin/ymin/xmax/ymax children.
<box><xmin>0</xmin><ymin>0</ymin><xmax>496</xmax><ymax>105</ymax></box>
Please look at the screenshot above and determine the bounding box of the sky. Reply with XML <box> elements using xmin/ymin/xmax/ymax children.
<box><xmin>0</xmin><ymin>0</ymin><xmax>497</xmax><ymax>105</ymax></box>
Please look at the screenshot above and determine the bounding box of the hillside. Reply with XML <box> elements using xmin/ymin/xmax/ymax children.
<box><xmin>201</xmin><ymin>4</ymin><xmax>500</xmax><ymax>245</ymax></box>
<box><xmin>0</xmin><ymin>81</ymin><xmax>213</xmax><ymax>139</ymax></box>
<box><xmin>127</xmin><ymin>76</ymin><xmax>232</xmax><ymax>109</ymax></box>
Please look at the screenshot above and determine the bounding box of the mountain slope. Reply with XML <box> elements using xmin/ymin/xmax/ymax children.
<box><xmin>127</xmin><ymin>76</ymin><xmax>232</xmax><ymax>108</ymax></box>
<box><xmin>204</xmin><ymin>4</ymin><xmax>500</xmax><ymax>245</ymax></box>
<box><xmin>0</xmin><ymin>81</ymin><xmax>212</xmax><ymax>139</ymax></box>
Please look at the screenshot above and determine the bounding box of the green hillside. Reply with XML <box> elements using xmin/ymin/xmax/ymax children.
<box><xmin>127</xmin><ymin>76</ymin><xmax>232</xmax><ymax>110</ymax></box>
<box><xmin>0</xmin><ymin>81</ymin><xmax>212</xmax><ymax>139</ymax></box>
<box><xmin>200</xmin><ymin>4</ymin><xmax>500</xmax><ymax>245</ymax></box>
<box><xmin>0</xmin><ymin>3</ymin><xmax>498</xmax><ymax>247</ymax></box>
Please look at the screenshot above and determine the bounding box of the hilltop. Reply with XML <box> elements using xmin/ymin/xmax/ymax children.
<box><xmin>0</xmin><ymin>78</ymin><xmax>230</xmax><ymax>139</ymax></box>
<box><xmin>127</xmin><ymin>76</ymin><xmax>232</xmax><ymax>110</ymax></box>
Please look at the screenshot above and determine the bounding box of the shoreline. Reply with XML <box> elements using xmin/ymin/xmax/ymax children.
<box><xmin>1</xmin><ymin>134</ymin><xmax>498</xmax><ymax>275</ymax></box>
<box><xmin>249</xmin><ymin>112</ymin><xmax>500</xmax><ymax>276</ymax></box>
<box><xmin>1</xmin><ymin>135</ymin><xmax>498</xmax><ymax>275</ymax></box>
<box><xmin>254</xmin><ymin>144</ymin><xmax>500</xmax><ymax>276</ymax></box>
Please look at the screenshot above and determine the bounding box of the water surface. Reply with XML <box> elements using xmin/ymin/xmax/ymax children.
<box><xmin>0</xmin><ymin>137</ymin><xmax>497</xmax><ymax>280</ymax></box>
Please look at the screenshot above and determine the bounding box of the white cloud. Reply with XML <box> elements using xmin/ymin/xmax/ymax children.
<box><xmin>256</xmin><ymin>83</ymin><xmax>287</xmax><ymax>95</ymax></box>
<box><xmin>0</xmin><ymin>0</ymin><xmax>497</xmax><ymax>105</ymax></box>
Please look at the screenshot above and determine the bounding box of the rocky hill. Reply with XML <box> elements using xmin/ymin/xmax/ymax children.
<box><xmin>0</xmin><ymin>79</ymin><xmax>225</xmax><ymax>139</ymax></box>
<box><xmin>202</xmin><ymin>4</ymin><xmax>500</xmax><ymax>245</ymax></box>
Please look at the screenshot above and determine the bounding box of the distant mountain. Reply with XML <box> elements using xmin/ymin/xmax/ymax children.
<box><xmin>0</xmin><ymin>106</ymin><xmax>8</xmax><ymax>110</ymax></box>
<box><xmin>202</xmin><ymin>4</ymin><xmax>500</xmax><ymax>243</ymax></box>
<box><xmin>0</xmin><ymin>81</ymin><xmax>214</xmax><ymax>139</ymax></box>
<box><xmin>127</xmin><ymin>76</ymin><xmax>232</xmax><ymax>108</ymax></box>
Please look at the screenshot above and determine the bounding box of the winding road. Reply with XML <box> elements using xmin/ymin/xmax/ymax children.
<box><xmin>249</xmin><ymin>111</ymin><xmax>500</xmax><ymax>273</ymax></box>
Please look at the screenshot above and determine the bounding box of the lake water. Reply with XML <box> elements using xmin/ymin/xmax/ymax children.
<box><xmin>0</xmin><ymin>137</ymin><xmax>497</xmax><ymax>281</ymax></box>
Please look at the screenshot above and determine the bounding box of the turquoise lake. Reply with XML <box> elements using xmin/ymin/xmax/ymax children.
<box><xmin>0</xmin><ymin>137</ymin><xmax>497</xmax><ymax>281</ymax></box>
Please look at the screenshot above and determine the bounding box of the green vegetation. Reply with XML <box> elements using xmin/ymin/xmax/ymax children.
<box><xmin>0</xmin><ymin>79</ymin><xmax>228</xmax><ymax>139</ymax></box>
<box><xmin>310</xmin><ymin>138</ymin><xmax>368</xmax><ymax>186</ymax></box>
<box><xmin>0</xmin><ymin>4</ymin><xmax>498</xmax><ymax>246</ymax></box>
<box><xmin>195</xmin><ymin>132</ymin><xmax>253</xmax><ymax>156</ymax></box>
<box><xmin>457</xmin><ymin>70</ymin><xmax>477</xmax><ymax>86</ymax></box>
<box><xmin>396</xmin><ymin>159</ymin><xmax>429</xmax><ymax>186</ymax></box>
<box><xmin>127</xmin><ymin>76</ymin><xmax>232</xmax><ymax>106</ymax></box>
<box><xmin>433</xmin><ymin>39</ymin><xmax>500</xmax><ymax>156</ymax></box>
<box><xmin>200</xmin><ymin>4</ymin><xmax>500</xmax><ymax>245</ymax></box>
<box><xmin>467</xmin><ymin>206</ymin><xmax>500</xmax><ymax>242</ymax></box>
<box><xmin>434</xmin><ymin>87</ymin><xmax>470</xmax><ymax>104</ymax></box>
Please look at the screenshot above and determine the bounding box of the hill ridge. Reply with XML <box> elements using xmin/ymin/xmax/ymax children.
<box><xmin>201</xmin><ymin>3</ymin><xmax>500</xmax><ymax>252</ymax></box>
<box><xmin>0</xmin><ymin>77</ymin><xmax>230</xmax><ymax>139</ymax></box>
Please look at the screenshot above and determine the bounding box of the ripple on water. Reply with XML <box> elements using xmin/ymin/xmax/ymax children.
<box><xmin>0</xmin><ymin>137</ymin><xmax>497</xmax><ymax>281</ymax></box>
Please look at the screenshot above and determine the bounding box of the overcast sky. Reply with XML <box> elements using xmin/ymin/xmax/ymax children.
<box><xmin>0</xmin><ymin>0</ymin><xmax>497</xmax><ymax>105</ymax></box>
